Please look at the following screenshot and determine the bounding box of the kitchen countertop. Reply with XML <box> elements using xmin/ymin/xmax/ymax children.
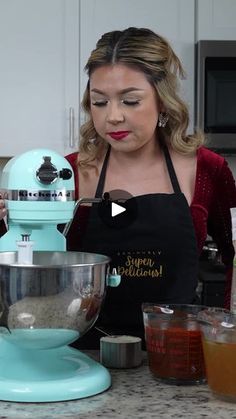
<box><xmin>0</xmin><ymin>351</ymin><xmax>235</xmax><ymax>419</ymax></box>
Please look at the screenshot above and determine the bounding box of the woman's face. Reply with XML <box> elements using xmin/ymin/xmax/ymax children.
<box><xmin>89</xmin><ymin>64</ymin><xmax>161</xmax><ymax>153</ymax></box>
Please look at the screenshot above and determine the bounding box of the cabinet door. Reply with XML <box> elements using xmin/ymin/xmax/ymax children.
<box><xmin>196</xmin><ymin>0</ymin><xmax>236</xmax><ymax>40</ymax></box>
<box><xmin>0</xmin><ymin>0</ymin><xmax>79</xmax><ymax>157</ymax></box>
<box><xmin>79</xmin><ymin>0</ymin><xmax>195</xmax><ymax>132</ymax></box>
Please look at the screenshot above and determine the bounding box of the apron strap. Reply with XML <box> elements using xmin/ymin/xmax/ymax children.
<box><xmin>95</xmin><ymin>146</ymin><xmax>111</xmax><ymax>198</ymax></box>
<box><xmin>95</xmin><ymin>141</ymin><xmax>182</xmax><ymax>197</ymax></box>
<box><xmin>161</xmin><ymin>142</ymin><xmax>182</xmax><ymax>194</ymax></box>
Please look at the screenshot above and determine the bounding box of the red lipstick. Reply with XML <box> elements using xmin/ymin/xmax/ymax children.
<box><xmin>107</xmin><ymin>131</ymin><xmax>130</xmax><ymax>140</ymax></box>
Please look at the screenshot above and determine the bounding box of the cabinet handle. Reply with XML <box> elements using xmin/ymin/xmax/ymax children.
<box><xmin>69</xmin><ymin>107</ymin><xmax>75</xmax><ymax>148</ymax></box>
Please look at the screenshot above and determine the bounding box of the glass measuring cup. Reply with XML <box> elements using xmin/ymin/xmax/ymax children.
<box><xmin>198</xmin><ymin>307</ymin><xmax>236</xmax><ymax>402</ymax></box>
<box><xmin>142</xmin><ymin>303</ymin><xmax>207</xmax><ymax>384</ymax></box>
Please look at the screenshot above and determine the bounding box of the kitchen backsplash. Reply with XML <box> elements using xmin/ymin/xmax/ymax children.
<box><xmin>225</xmin><ymin>156</ymin><xmax>236</xmax><ymax>179</ymax></box>
<box><xmin>0</xmin><ymin>158</ymin><xmax>9</xmax><ymax>183</ymax></box>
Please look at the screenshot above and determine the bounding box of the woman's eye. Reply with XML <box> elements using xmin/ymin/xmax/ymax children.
<box><xmin>122</xmin><ymin>99</ymin><xmax>140</xmax><ymax>106</ymax></box>
<box><xmin>91</xmin><ymin>101</ymin><xmax>107</xmax><ymax>107</ymax></box>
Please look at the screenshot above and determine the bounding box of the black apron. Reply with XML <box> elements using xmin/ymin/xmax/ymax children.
<box><xmin>70</xmin><ymin>144</ymin><xmax>199</xmax><ymax>349</ymax></box>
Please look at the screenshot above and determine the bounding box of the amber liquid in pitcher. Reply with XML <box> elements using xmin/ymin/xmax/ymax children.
<box><xmin>203</xmin><ymin>339</ymin><xmax>236</xmax><ymax>400</ymax></box>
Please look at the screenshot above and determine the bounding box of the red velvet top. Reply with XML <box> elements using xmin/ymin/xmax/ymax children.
<box><xmin>66</xmin><ymin>146</ymin><xmax>236</xmax><ymax>308</ymax></box>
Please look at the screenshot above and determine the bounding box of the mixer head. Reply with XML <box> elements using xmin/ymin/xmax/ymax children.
<box><xmin>0</xmin><ymin>148</ymin><xmax>75</xmax><ymax>251</ymax></box>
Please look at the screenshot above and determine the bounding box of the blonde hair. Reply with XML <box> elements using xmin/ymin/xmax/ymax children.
<box><xmin>79</xmin><ymin>27</ymin><xmax>204</xmax><ymax>169</ymax></box>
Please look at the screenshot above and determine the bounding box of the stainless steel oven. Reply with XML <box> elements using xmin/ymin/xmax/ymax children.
<box><xmin>196</xmin><ymin>40</ymin><xmax>236</xmax><ymax>153</ymax></box>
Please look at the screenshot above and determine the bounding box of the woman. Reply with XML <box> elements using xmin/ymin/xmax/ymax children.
<box><xmin>1</xmin><ymin>28</ymin><xmax>236</xmax><ymax>348</ymax></box>
<box><xmin>64</xmin><ymin>27</ymin><xmax>236</xmax><ymax>347</ymax></box>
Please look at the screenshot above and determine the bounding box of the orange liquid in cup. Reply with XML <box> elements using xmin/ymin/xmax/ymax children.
<box><xmin>202</xmin><ymin>339</ymin><xmax>236</xmax><ymax>401</ymax></box>
<box><xmin>145</xmin><ymin>325</ymin><xmax>205</xmax><ymax>383</ymax></box>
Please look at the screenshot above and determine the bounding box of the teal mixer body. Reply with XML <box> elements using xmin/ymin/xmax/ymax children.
<box><xmin>0</xmin><ymin>148</ymin><xmax>75</xmax><ymax>251</ymax></box>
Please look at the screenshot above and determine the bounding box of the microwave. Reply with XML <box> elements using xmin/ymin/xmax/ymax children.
<box><xmin>196</xmin><ymin>40</ymin><xmax>236</xmax><ymax>153</ymax></box>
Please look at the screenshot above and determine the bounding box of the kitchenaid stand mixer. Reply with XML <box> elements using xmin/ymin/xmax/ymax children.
<box><xmin>0</xmin><ymin>148</ymin><xmax>120</xmax><ymax>402</ymax></box>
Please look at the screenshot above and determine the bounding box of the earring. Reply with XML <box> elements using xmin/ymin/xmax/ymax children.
<box><xmin>158</xmin><ymin>112</ymin><xmax>169</xmax><ymax>128</ymax></box>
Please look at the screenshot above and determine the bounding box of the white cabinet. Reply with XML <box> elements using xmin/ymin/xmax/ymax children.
<box><xmin>80</xmin><ymin>0</ymin><xmax>195</xmax><ymax>132</ymax></box>
<box><xmin>196</xmin><ymin>0</ymin><xmax>236</xmax><ymax>40</ymax></box>
<box><xmin>0</xmin><ymin>0</ymin><xmax>79</xmax><ymax>157</ymax></box>
<box><xmin>0</xmin><ymin>0</ymin><xmax>195</xmax><ymax>158</ymax></box>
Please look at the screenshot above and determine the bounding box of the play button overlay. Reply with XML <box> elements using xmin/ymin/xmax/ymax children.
<box><xmin>98</xmin><ymin>189</ymin><xmax>137</xmax><ymax>229</ymax></box>
<box><xmin>112</xmin><ymin>202</ymin><xmax>126</xmax><ymax>217</ymax></box>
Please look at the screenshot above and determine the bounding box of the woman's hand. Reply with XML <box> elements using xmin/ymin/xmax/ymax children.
<box><xmin>0</xmin><ymin>199</ymin><xmax>7</xmax><ymax>220</ymax></box>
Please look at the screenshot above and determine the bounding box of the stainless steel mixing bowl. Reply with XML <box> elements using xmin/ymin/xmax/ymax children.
<box><xmin>0</xmin><ymin>251</ymin><xmax>112</xmax><ymax>349</ymax></box>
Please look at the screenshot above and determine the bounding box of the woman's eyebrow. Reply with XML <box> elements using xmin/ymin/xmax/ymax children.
<box><xmin>90</xmin><ymin>87</ymin><xmax>144</xmax><ymax>94</ymax></box>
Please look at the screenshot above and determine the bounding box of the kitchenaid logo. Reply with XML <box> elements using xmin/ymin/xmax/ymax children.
<box><xmin>6</xmin><ymin>189</ymin><xmax>74</xmax><ymax>201</ymax></box>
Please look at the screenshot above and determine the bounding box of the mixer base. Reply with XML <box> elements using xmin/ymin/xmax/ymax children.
<box><xmin>0</xmin><ymin>341</ymin><xmax>111</xmax><ymax>402</ymax></box>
